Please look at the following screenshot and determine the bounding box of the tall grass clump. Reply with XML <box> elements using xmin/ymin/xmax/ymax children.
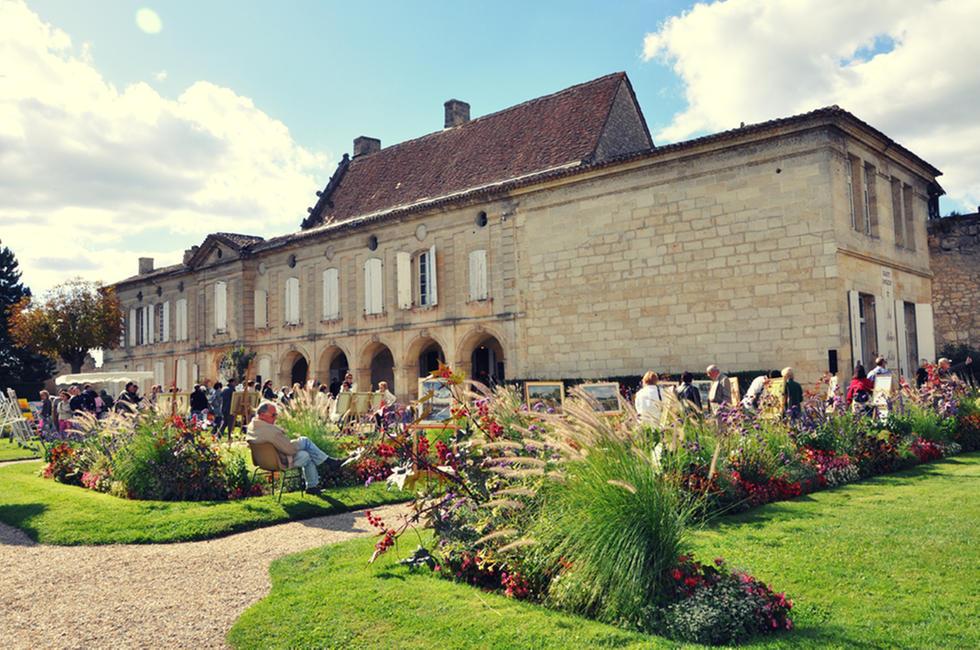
<box><xmin>276</xmin><ymin>389</ymin><xmax>342</xmax><ymax>457</ymax></box>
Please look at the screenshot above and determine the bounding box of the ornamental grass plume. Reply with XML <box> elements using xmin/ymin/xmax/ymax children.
<box><xmin>276</xmin><ymin>388</ymin><xmax>342</xmax><ymax>456</ymax></box>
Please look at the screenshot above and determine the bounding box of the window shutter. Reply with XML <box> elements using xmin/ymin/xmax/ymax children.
<box><xmin>373</xmin><ymin>259</ymin><xmax>384</xmax><ymax>313</ymax></box>
<box><xmin>176</xmin><ymin>298</ymin><xmax>187</xmax><ymax>341</ymax></box>
<box><xmin>142</xmin><ymin>307</ymin><xmax>150</xmax><ymax>346</ymax></box>
<box><xmin>914</xmin><ymin>303</ymin><xmax>935</xmax><ymax>364</ymax></box>
<box><xmin>469</xmin><ymin>249</ymin><xmax>487</xmax><ymax>301</ymax></box>
<box><xmin>154</xmin><ymin>361</ymin><xmax>165</xmax><ymax>387</ymax></box>
<box><xmin>254</xmin><ymin>290</ymin><xmax>267</xmax><ymax>328</ymax></box>
<box><xmin>847</xmin><ymin>290</ymin><xmax>862</xmax><ymax>370</ymax></box>
<box><xmin>162</xmin><ymin>301</ymin><xmax>170</xmax><ymax>342</ymax></box>
<box><xmin>148</xmin><ymin>303</ymin><xmax>155</xmax><ymax>344</ymax></box>
<box><xmin>129</xmin><ymin>308</ymin><xmax>137</xmax><ymax>346</ymax></box>
<box><xmin>258</xmin><ymin>357</ymin><xmax>272</xmax><ymax>384</ymax></box>
<box><xmin>364</xmin><ymin>258</ymin><xmax>383</xmax><ymax>314</ymax></box>
<box><xmin>176</xmin><ymin>359</ymin><xmax>188</xmax><ymax>393</ymax></box>
<box><xmin>427</xmin><ymin>245</ymin><xmax>438</xmax><ymax>305</ymax></box>
<box><xmin>323</xmin><ymin>268</ymin><xmax>339</xmax><ymax>319</ymax></box>
<box><xmin>290</xmin><ymin>278</ymin><xmax>300</xmax><ymax>323</ymax></box>
<box><xmin>215</xmin><ymin>282</ymin><xmax>227</xmax><ymax>332</ymax></box>
<box><xmin>396</xmin><ymin>252</ymin><xmax>412</xmax><ymax>309</ymax></box>
<box><xmin>874</xmin><ymin>295</ymin><xmax>892</xmax><ymax>365</ymax></box>
<box><xmin>364</xmin><ymin>259</ymin><xmax>373</xmax><ymax>313</ymax></box>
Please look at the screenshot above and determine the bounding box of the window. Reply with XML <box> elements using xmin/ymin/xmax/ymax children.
<box><xmin>904</xmin><ymin>302</ymin><xmax>918</xmax><ymax>378</ymax></box>
<box><xmin>136</xmin><ymin>306</ymin><xmax>147</xmax><ymax>346</ymax></box>
<box><xmin>863</xmin><ymin>163</ymin><xmax>878</xmax><ymax>237</ymax></box>
<box><xmin>284</xmin><ymin>277</ymin><xmax>300</xmax><ymax>325</ymax></box>
<box><xmin>858</xmin><ymin>292</ymin><xmax>877</xmax><ymax>367</ymax></box>
<box><xmin>468</xmin><ymin>249</ymin><xmax>488</xmax><ymax>301</ymax></box>
<box><xmin>364</xmin><ymin>258</ymin><xmax>383</xmax><ymax>314</ymax></box>
<box><xmin>254</xmin><ymin>289</ymin><xmax>268</xmax><ymax>328</ymax></box>
<box><xmin>323</xmin><ymin>268</ymin><xmax>340</xmax><ymax>320</ymax></box>
<box><xmin>214</xmin><ymin>281</ymin><xmax>227</xmax><ymax>332</ymax></box>
<box><xmin>176</xmin><ymin>359</ymin><xmax>189</xmax><ymax>393</ymax></box>
<box><xmin>396</xmin><ymin>252</ymin><xmax>412</xmax><ymax>310</ymax></box>
<box><xmin>891</xmin><ymin>178</ymin><xmax>906</xmax><ymax>248</ymax></box>
<box><xmin>903</xmin><ymin>184</ymin><xmax>915</xmax><ymax>251</ymax></box>
<box><xmin>847</xmin><ymin>154</ymin><xmax>861</xmax><ymax>231</ymax></box>
<box><xmin>175</xmin><ymin>298</ymin><xmax>188</xmax><ymax>341</ymax></box>
<box><xmin>417</xmin><ymin>245</ymin><xmax>438</xmax><ymax>307</ymax></box>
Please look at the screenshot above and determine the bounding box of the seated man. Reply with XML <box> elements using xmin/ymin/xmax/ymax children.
<box><xmin>245</xmin><ymin>401</ymin><xmax>336</xmax><ymax>495</ymax></box>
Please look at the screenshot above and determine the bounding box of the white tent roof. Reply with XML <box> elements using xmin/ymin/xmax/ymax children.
<box><xmin>55</xmin><ymin>371</ymin><xmax>155</xmax><ymax>386</ymax></box>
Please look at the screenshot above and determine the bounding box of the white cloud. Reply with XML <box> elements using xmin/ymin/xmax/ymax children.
<box><xmin>154</xmin><ymin>70</ymin><xmax>167</xmax><ymax>82</ymax></box>
<box><xmin>0</xmin><ymin>1</ymin><xmax>331</xmax><ymax>293</ymax></box>
<box><xmin>643</xmin><ymin>0</ymin><xmax>980</xmax><ymax>210</ymax></box>
<box><xmin>135</xmin><ymin>8</ymin><xmax>163</xmax><ymax>35</ymax></box>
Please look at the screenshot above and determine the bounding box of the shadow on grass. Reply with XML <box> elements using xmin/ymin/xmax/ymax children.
<box><xmin>0</xmin><ymin>503</ymin><xmax>46</xmax><ymax>545</ymax></box>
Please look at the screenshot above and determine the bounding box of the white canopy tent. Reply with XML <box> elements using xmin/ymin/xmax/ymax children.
<box><xmin>55</xmin><ymin>371</ymin><xmax>155</xmax><ymax>397</ymax></box>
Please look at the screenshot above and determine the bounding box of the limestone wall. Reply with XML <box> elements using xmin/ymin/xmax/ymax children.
<box><xmin>928</xmin><ymin>213</ymin><xmax>980</xmax><ymax>349</ymax></box>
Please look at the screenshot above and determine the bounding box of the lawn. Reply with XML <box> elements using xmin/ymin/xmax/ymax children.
<box><xmin>0</xmin><ymin>437</ymin><xmax>41</xmax><ymax>461</ymax></box>
<box><xmin>229</xmin><ymin>453</ymin><xmax>980</xmax><ymax>649</ymax></box>
<box><xmin>0</xmin><ymin>461</ymin><xmax>408</xmax><ymax>544</ymax></box>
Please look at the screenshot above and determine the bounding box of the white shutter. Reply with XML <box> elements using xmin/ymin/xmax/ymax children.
<box><xmin>848</xmin><ymin>290</ymin><xmax>863</xmax><ymax>369</ymax></box>
<box><xmin>364</xmin><ymin>258</ymin><xmax>383</xmax><ymax>314</ymax></box>
<box><xmin>427</xmin><ymin>245</ymin><xmax>438</xmax><ymax>305</ymax></box>
<box><xmin>396</xmin><ymin>252</ymin><xmax>412</xmax><ymax>309</ymax></box>
<box><xmin>254</xmin><ymin>290</ymin><xmax>267</xmax><ymax>328</ymax></box>
<box><xmin>894</xmin><ymin>300</ymin><xmax>909</xmax><ymax>379</ymax></box>
<box><xmin>215</xmin><ymin>282</ymin><xmax>227</xmax><ymax>332</ymax></box>
<box><xmin>284</xmin><ymin>277</ymin><xmax>299</xmax><ymax>324</ymax></box>
<box><xmin>148</xmin><ymin>303</ymin><xmax>155</xmax><ymax>344</ymax></box>
<box><xmin>915</xmin><ymin>303</ymin><xmax>936</xmax><ymax>364</ymax></box>
<box><xmin>258</xmin><ymin>357</ymin><xmax>272</xmax><ymax>384</ymax></box>
<box><xmin>176</xmin><ymin>359</ymin><xmax>188</xmax><ymax>393</ymax></box>
<box><xmin>162</xmin><ymin>302</ymin><xmax>170</xmax><ymax>342</ymax></box>
<box><xmin>323</xmin><ymin>269</ymin><xmax>339</xmax><ymax>320</ymax></box>
<box><xmin>142</xmin><ymin>307</ymin><xmax>150</xmax><ymax>346</ymax></box>
<box><xmin>192</xmin><ymin>363</ymin><xmax>199</xmax><ymax>384</ymax></box>
<box><xmin>153</xmin><ymin>361</ymin><xmax>165</xmax><ymax>387</ymax></box>
<box><xmin>176</xmin><ymin>299</ymin><xmax>188</xmax><ymax>341</ymax></box>
<box><xmin>469</xmin><ymin>249</ymin><xmax>487</xmax><ymax>301</ymax></box>
<box><xmin>129</xmin><ymin>308</ymin><xmax>137</xmax><ymax>346</ymax></box>
<box><xmin>873</xmin><ymin>295</ymin><xmax>892</xmax><ymax>364</ymax></box>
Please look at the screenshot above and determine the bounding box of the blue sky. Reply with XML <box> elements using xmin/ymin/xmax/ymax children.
<box><xmin>4</xmin><ymin>0</ymin><xmax>978</xmax><ymax>294</ymax></box>
<box><xmin>28</xmin><ymin>0</ymin><xmax>690</xmax><ymax>163</ymax></box>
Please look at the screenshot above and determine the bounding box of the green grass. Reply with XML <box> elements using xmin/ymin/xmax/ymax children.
<box><xmin>0</xmin><ymin>437</ymin><xmax>41</xmax><ymax>461</ymax></box>
<box><xmin>0</xmin><ymin>461</ymin><xmax>408</xmax><ymax>545</ymax></box>
<box><xmin>229</xmin><ymin>454</ymin><xmax>980</xmax><ymax>649</ymax></box>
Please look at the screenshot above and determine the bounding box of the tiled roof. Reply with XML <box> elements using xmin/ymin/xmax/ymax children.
<box><xmin>211</xmin><ymin>232</ymin><xmax>265</xmax><ymax>249</ymax></box>
<box><xmin>303</xmin><ymin>72</ymin><xmax>635</xmax><ymax>228</ymax></box>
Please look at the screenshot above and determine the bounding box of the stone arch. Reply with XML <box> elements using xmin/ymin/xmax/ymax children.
<box><xmin>405</xmin><ymin>333</ymin><xmax>449</xmax><ymax>378</ymax></box>
<box><xmin>317</xmin><ymin>344</ymin><xmax>352</xmax><ymax>393</ymax></box>
<box><xmin>279</xmin><ymin>347</ymin><xmax>311</xmax><ymax>389</ymax></box>
<box><xmin>456</xmin><ymin>326</ymin><xmax>507</xmax><ymax>386</ymax></box>
<box><xmin>357</xmin><ymin>339</ymin><xmax>397</xmax><ymax>394</ymax></box>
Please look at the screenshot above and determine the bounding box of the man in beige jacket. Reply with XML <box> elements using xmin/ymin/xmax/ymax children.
<box><xmin>246</xmin><ymin>402</ymin><xmax>334</xmax><ymax>495</ymax></box>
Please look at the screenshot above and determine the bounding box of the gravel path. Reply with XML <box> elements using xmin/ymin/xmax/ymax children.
<box><xmin>0</xmin><ymin>503</ymin><xmax>409</xmax><ymax>649</ymax></box>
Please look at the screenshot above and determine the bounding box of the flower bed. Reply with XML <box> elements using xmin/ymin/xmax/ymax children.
<box><xmin>350</xmin><ymin>365</ymin><xmax>978</xmax><ymax>646</ymax></box>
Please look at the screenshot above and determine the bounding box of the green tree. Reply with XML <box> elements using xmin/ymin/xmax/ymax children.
<box><xmin>220</xmin><ymin>345</ymin><xmax>256</xmax><ymax>383</ymax></box>
<box><xmin>0</xmin><ymin>243</ymin><xmax>55</xmax><ymax>396</ymax></box>
<box><xmin>10</xmin><ymin>279</ymin><xmax>122</xmax><ymax>374</ymax></box>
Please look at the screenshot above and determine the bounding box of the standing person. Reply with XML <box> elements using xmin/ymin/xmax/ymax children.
<box><xmin>937</xmin><ymin>356</ymin><xmax>974</xmax><ymax>380</ymax></box>
<box><xmin>38</xmin><ymin>390</ymin><xmax>54</xmax><ymax>434</ymax></box>
<box><xmin>115</xmin><ymin>381</ymin><xmax>141</xmax><ymax>413</ymax></box>
<box><xmin>245</xmin><ymin>402</ymin><xmax>339</xmax><ymax>495</ymax></box>
<box><xmin>782</xmin><ymin>367</ymin><xmax>804</xmax><ymax>419</ymax></box>
<box><xmin>68</xmin><ymin>385</ymin><xmax>84</xmax><ymax>414</ymax></box>
<box><xmin>706</xmin><ymin>365</ymin><xmax>732</xmax><ymax>414</ymax></box>
<box><xmin>846</xmin><ymin>365</ymin><xmax>874</xmax><ymax>415</ymax></box>
<box><xmin>80</xmin><ymin>384</ymin><xmax>100</xmax><ymax>415</ymax></box>
<box><xmin>676</xmin><ymin>371</ymin><xmax>702</xmax><ymax>413</ymax></box>
<box><xmin>189</xmin><ymin>384</ymin><xmax>210</xmax><ymax>422</ymax></box>
<box><xmin>634</xmin><ymin>371</ymin><xmax>665</xmax><ymax>425</ymax></box>
<box><xmin>209</xmin><ymin>382</ymin><xmax>224</xmax><ymax>434</ymax></box>
<box><xmin>340</xmin><ymin>372</ymin><xmax>356</xmax><ymax>393</ymax></box>
<box><xmin>866</xmin><ymin>357</ymin><xmax>891</xmax><ymax>382</ymax></box>
<box><xmin>55</xmin><ymin>390</ymin><xmax>73</xmax><ymax>433</ymax></box>
<box><xmin>261</xmin><ymin>380</ymin><xmax>276</xmax><ymax>401</ymax></box>
<box><xmin>916</xmin><ymin>359</ymin><xmax>929</xmax><ymax>388</ymax></box>
<box><xmin>218</xmin><ymin>380</ymin><xmax>236</xmax><ymax>441</ymax></box>
<box><xmin>99</xmin><ymin>389</ymin><xmax>114</xmax><ymax>412</ymax></box>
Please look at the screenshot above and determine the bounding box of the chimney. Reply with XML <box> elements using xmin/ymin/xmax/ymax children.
<box><xmin>444</xmin><ymin>99</ymin><xmax>470</xmax><ymax>128</ymax></box>
<box><xmin>353</xmin><ymin>136</ymin><xmax>381</xmax><ymax>157</ymax></box>
<box><xmin>138</xmin><ymin>257</ymin><xmax>154</xmax><ymax>275</ymax></box>
<box><xmin>183</xmin><ymin>246</ymin><xmax>199</xmax><ymax>265</ymax></box>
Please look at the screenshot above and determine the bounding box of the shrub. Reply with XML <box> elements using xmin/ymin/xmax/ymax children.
<box><xmin>277</xmin><ymin>389</ymin><xmax>343</xmax><ymax>457</ymax></box>
<box><xmin>42</xmin><ymin>442</ymin><xmax>83</xmax><ymax>486</ymax></box>
<box><xmin>224</xmin><ymin>449</ymin><xmax>266</xmax><ymax>499</ymax></box>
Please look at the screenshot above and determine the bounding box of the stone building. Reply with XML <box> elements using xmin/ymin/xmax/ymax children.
<box><xmin>102</xmin><ymin>72</ymin><xmax>945</xmax><ymax>397</ymax></box>
<box><xmin>928</xmin><ymin>211</ymin><xmax>980</xmax><ymax>350</ymax></box>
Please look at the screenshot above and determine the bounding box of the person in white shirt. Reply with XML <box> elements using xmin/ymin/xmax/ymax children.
<box><xmin>866</xmin><ymin>357</ymin><xmax>891</xmax><ymax>382</ymax></box>
<box><xmin>634</xmin><ymin>371</ymin><xmax>665</xmax><ymax>425</ymax></box>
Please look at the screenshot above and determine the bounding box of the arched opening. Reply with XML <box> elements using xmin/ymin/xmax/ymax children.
<box><xmin>470</xmin><ymin>335</ymin><xmax>505</xmax><ymax>387</ymax></box>
<box><xmin>369</xmin><ymin>346</ymin><xmax>395</xmax><ymax>393</ymax></box>
<box><xmin>290</xmin><ymin>356</ymin><xmax>308</xmax><ymax>386</ymax></box>
<box><xmin>319</xmin><ymin>346</ymin><xmax>350</xmax><ymax>395</ymax></box>
<box><xmin>418</xmin><ymin>341</ymin><xmax>445</xmax><ymax>378</ymax></box>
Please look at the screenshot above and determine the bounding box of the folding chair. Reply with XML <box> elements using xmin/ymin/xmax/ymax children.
<box><xmin>248</xmin><ymin>442</ymin><xmax>303</xmax><ymax>502</ymax></box>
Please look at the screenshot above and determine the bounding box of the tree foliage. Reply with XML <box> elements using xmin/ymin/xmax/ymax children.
<box><xmin>0</xmin><ymin>244</ymin><xmax>55</xmax><ymax>395</ymax></box>
<box><xmin>10</xmin><ymin>279</ymin><xmax>122</xmax><ymax>374</ymax></box>
<box><xmin>219</xmin><ymin>345</ymin><xmax>256</xmax><ymax>383</ymax></box>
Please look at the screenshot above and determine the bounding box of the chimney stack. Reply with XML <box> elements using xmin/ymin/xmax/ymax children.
<box><xmin>138</xmin><ymin>257</ymin><xmax>154</xmax><ymax>275</ymax></box>
<box><xmin>444</xmin><ymin>99</ymin><xmax>470</xmax><ymax>128</ymax></box>
<box><xmin>353</xmin><ymin>136</ymin><xmax>381</xmax><ymax>157</ymax></box>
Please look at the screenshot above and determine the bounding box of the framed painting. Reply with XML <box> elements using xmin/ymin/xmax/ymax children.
<box><xmin>579</xmin><ymin>382</ymin><xmax>622</xmax><ymax>414</ymax></box>
<box><xmin>691</xmin><ymin>380</ymin><xmax>713</xmax><ymax>409</ymax></box>
<box><xmin>418</xmin><ymin>377</ymin><xmax>453</xmax><ymax>422</ymax></box>
<box><xmin>524</xmin><ymin>381</ymin><xmax>565</xmax><ymax>412</ymax></box>
<box><xmin>728</xmin><ymin>376</ymin><xmax>741</xmax><ymax>406</ymax></box>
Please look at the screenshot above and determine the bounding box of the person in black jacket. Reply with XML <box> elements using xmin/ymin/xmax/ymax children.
<box><xmin>189</xmin><ymin>384</ymin><xmax>210</xmax><ymax>422</ymax></box>
<box><xmin>261</xmin><ymin>380</ymin><xmax>276</xmax><ymax>401</ymax></box>
<box><xmin>115</xmin><ymin>382</ymin><xmax>141</xmax><ymax>413</ymax></box>
<box><xmin>218</xmin><ymin>380</ymin><xmax>236</xmax><ymax>441</ymax></box>
<box><xmin>676</xmin><ymin>371</ymin><xmax>702</xmax><ymax>413</ymax></box>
